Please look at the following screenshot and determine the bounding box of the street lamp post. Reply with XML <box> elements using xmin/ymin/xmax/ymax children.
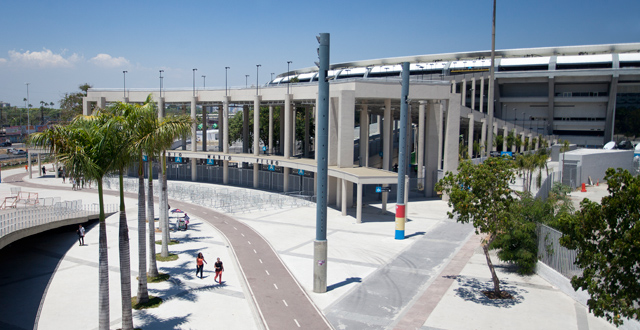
<box><xmin>245</xmin><ymin>75</ymin><xmax>249</xmax><ymax>88</ymax></box>
<box><xmin>159</xmin><ymin>70</ymin><xmax>164</xmax><ymax>98</ymax></box>
<box><xmin>25</xmin><ymin>83</ymin><xmax>30</xmax><ymax>132</ymax></box>
<box><xmin>256</xmin><ymin>64</ymin><xmax>261</xmax><ymax>95</ymax></box>
<box><xmin>202</xmin><ymin>75</ymin><xmax>206</xmax><ymax>89</ymax></box>
<box><xmin>287</xmin><ymin>61</ymin><xmax>292</xmax><ymax>94</ymax></box>
<box><xmin>192</xmin><ymin>68</ymin><xmax>197</xmax><ymax>97</ymax></box>
<box><xmin>122</xmin><ymin>71</ymin><xmax>127</xmax><ymax>99</ymax></box>
<box><xmin>225</xmin><ymin>67</ymin><xmax>230</xmax><ymax>96</ymax></box>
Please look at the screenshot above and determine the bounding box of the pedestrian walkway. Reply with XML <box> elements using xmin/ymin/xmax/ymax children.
<box><xmin>0</xmin><ymin>165</ymin><xmax>624</xmax><ymax>330</ymax></box>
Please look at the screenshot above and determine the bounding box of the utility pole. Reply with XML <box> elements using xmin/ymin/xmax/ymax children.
<box><xmin>395</xmin><ymin>62</ymin><xmax>410</xmax><ymax>240</ymax></box>
<box><xmin>487</xmin><ymin>0</ymin><xmax>497</xmax><ymax>154</ymax></box>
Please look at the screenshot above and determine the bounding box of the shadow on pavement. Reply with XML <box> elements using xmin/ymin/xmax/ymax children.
<box><xmin>453</xmin><ymin>276</ymin><xmax>526</xmax><ymax>308</ymax></box>
<box><xmin>0</xmin><ymin>219</ymin><xmax>98</xmax><ymax>330</ymax></box>
<box><xmin>327</xmin><ymin>277</ymin><xmax>362</xmax><ymax>292</ymax></box>
<box><xmin>135</xmin><ymin>310</ymin><xmax>190</xmax><ymax>330</ymax></box>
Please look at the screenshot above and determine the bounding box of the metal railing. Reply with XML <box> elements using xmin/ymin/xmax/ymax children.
<box><xmin>537</xmin><ymin>223</ymin><xmax>582</xmax><ymax>279</ymax></box>
<box><xmin>0</xmin><ymin>200</ymin><xmax>118</xmax><ymax>239</ymax></box>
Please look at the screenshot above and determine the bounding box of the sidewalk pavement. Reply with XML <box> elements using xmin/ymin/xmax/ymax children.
<box><xmin>0</xmin><ymin>165</ymin><xmax>621</xmax><ymax>330</ymax></box>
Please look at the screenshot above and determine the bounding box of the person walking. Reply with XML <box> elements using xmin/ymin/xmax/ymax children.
<box><xmin>214</xmin><ymin>257</ymin><xmax>224</xmax><ymax>283</ymax></box>
<box><xmin>41</xmin><ymin>166</ymin><xmax>46</xmax><ymax>176</ymax></box>
<box><xmin>77</xmin><ymin>224</ymin><xmax>85</xmax><ymax>246</ymax></box>
<box><xmin>196</xmin><ymin>252</ymin><xmax>207</xmax><ymax>279</ymax></box>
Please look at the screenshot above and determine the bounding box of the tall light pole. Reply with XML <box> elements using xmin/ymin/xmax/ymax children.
<box><xmin>202</xmin><ymin>75</ymin><xmax>206</xmax><ymax>89</ymax></box>
<box><xmin>225</xmin><ymin>67</ymin><xmax>230</xmax><ymax>96</ymax></box>
<box><xmin>26</xmin><ymin>83</ymin><xmax>30</xmax><ymax>132</ymax></box>
<box><xmin>287</xmin><ymin>61</ymin><xmax>292</xmax><ymax>94</ymax></box>
<box><xmin>159</xmin><ymin>70</ymin><xmax>164</xmax><ymax>98</ymax></box>
<box><xmin>486</xmin><ymin>0</ymin><xmax>497</xmax><ymax>154</ymax></box>
<box><xmin>192</xmin><ymin>68</ymin><xmax>197</xmax><ymax>97</ymax></box>
<box><xmin>245</xmin><ymin>75</ymin><xmax>249</xmax><ymax>88</ymax></box>
<box><xmin>122</xmin><ymin>71</ymin><xmax>127</xmax><ymax>99</ymax></box>
<box><xmin>256</xmin><ymin>64</ymin><xmax>261</xmax><ymax>95</ymax></box>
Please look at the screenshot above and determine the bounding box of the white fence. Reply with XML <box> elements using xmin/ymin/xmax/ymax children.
<box><xmin>0</xmin><ymin>200</ymin><xmax>118</xmax><ymax>239</ymax></box>
<box><xmin>537</xmin><ymin>223</ymin><xmax>582</xmax><ymax>279</ymax></box>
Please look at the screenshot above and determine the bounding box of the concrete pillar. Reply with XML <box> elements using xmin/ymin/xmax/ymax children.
<box><xmin>471</xmin><ymin>78</ymin><xmax>476</xmax><ymax>110</ymax></box>
<box><xmin>97</xmin><ymin>97</ymin><xmax>106</xmax><ymax>111</ymax></box>
<box><xmin>604</xmin><ymin>76</ymin><xmax>619</xmax><ymax>141</ymax></box>
<box><xmin>328</xmin><ymin>176</ymin><xmax>337</xmax><ymax>205</ymax></box>
<box><xmin>304</xmin><ymin>106</ymin><xmax>310</xmax><ymax>158</ymax></box>
<box><xmin>425</xmin><ymin>101</ymin><xmax>439</xmax><ymax>197</ymax></box>
<box><xmin>218</xmin><ymin>102</ymin><xmax>224</xmax><ymax>152</ymax></box>
<box><xmin>337</xmin><ymin>90</ymin><xmax>355</xmax><ymax>168</ymax></box>
<box><xmin>202</xmin><ymin>104</ymin><xmax>207</xmax><ymax>152</ymax></box>
<box><xmin>493</xmin><ymin>122</ymin><xmax>499</xmax><ymax>152</ymax></box>
<box><xmin>547</xmin><ymin>77</ymin><xmax>555</xmax><ymax>135</ymax></box>
<box><xmin>336</xmin><ymin>178</ymin><xmax>342</xmax><ymax>209</ymax></box>
<box><xmin>521</xmin><ymin>132</ymin><xmax>526</xmax><ymax>153</ymax></box>
<box><xmin>480</xmin><ymin>118</ymin><xmax>487</xmax><ymax>157</ymax></box>
<box><xmin>28</xmin><ymin>152</ymin><xmax>32</xmax><ymax>179</ymax></box>
<box><xmin>479</xmin><ymin>76</ymin><xmax>485</xmax><ymax>113</ymax></box>
<box><xmin>223</xmin><ymin>97</ymin><xmax>230</xmax><ymax>185</ymax></box>
<box><xmin>253</xmin><ymin>96</ymin><xmax>261</xmax><ymax>156</ymax></box>
<box><xmin>191</xmin><ymin>97</ymin><xmax>198</xmax><ymax>152</ymax></box>
<box><xmin>283</xmin><ymin>167</ymin><xmax>289</xmax><ymax>192</ymax></box>
<box><xmin>503</xmin><ymin>126</ymin><xmax>508</xmax><ymax>152</ymax></box>
<box><xmin>417</xmin><ymin>101</ymin><xmax>426</xmax><ymax>190</ymax></box>
<box><xmin>436</xmin><ymin>102</ymin><xmax>444</xmax><ymax>170</ymax></box>
<box><xmin>82</xmin><ymin>97</ymin><xmax>90</xmax><ymax>116</ymax></box>
<box><xmin>54</xmin><ymin>161</ymin><xmax>59</xmax><ymax>178</ymax></box>
<box><xmin>242</xmin><ymin>105</ymin><xmax>249</xmax><ymax>153</ymax></box>
<box><xmin>284</xmin><ymin>95</ymin><xmax>292</xmax><ymax>158</ymax></box>
<box><xmin>268</xmin><ymin>105</ymin><xmax>274</xmax><ymax>154</ymax></box>
<box><xmin>442</xmin><ymin>97</ymin><xmax>460</xmax><ymax>175</ymax></box>
<box><xmin>254</xmin><ymin>165</ymin><xmax>259</xmax><ymax>189</ymax></box>
<box><xmin>292</xmin><ymin>106</ymin><xmax>297</xmax><ymax>156</ymax></box>
<box><xmin>158</xmin><ymin>97</ymin><xmax>165</xmax><ymax>119</ymax></box>
<box><xmin>359</xmin><ymin>105</ymin><xmax>370</xmax><ymax>167</ymax></box>
<box><xmin>341</xmin><ymin>179</ymin><xmax>348</xmax><ymax>216</ymax></box>
<box><xmin>356</xmin><ymin>182</ymin><xmax>363</xmax><ymax>223</ymax></box>
<box><xmin>191</xmin><ymin>158</ymin><xmax>197</xmax><ymax>182</ymax></box>
<box><xmin>467</xmin><ymin>113</ymin><xmax>474</xmax><ymax>159</ymax></box>
<box><xmin>461</xmin><ymin>79</ymin><xmax>467</xmax><ymax>106</ymax></box>
<box><xmin>37</xmin><ymin>154</ymin><xmax>41</xmax><ymax>176</ymax></box>
<box><xmin>511</xmin><ymin>129</ymin><xmax>517</xmax><ymax>153</ymax></box>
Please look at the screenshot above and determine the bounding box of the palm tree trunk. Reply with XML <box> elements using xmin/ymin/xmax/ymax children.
<box><xmin>136</xmin><ymin>157</ymin><xmax>149</xmax><ymax>304</ymax></box>
<box><xmin>97</xmin><ymin>179</ymin><xmax>110</xmax><ymax>330</ymax></box>
<box><xmin>161</xmin><ymin>151</ymin><xmax>170</xmax><ymax>257</ymax></box>
<box><xmin>147</xmin><ymin>159</ymin><xmax>159</xmax><ymax>277</ymax></box>
<box><xmin>118</xmin><ymin>170</ymin><xmax>134</xmax><ymax>330</ymax></box>
<box><xmin>483</xmin><ymin>233</ymin><xmax>501</xmax><ymax>295</ymax></box>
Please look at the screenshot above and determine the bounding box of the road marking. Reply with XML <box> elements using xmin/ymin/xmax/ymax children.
<box><xmin>294</xmin><ymin>319</ymin><xmax>300</xmax><ymax>327</ymax></box>
<box><xmin>265</xmin><ymin>270</ymin><xmax>270</xmax><ymax>275</ymax></box>
<box><xmin>248</xmin><ymin>241</ymin><xmax>252</xmax><ymax>245</ymax></box>
<box><xmin>241</xmin><ymin>233</ymin><xmax>245</xmax><ymax>237</ymax></box>
<box><xmin>253</xmin><ymin>249</ymin><xmax>257</xmax><ymax>254</ymax></box>
<box><xmin>274</xmin><ymin>283</ymin><xmax>278</xmax><ymax>290</ymax></box>
<box><xmin>283</xmin><ymin>299</ymin><xmax>288</xmax><ymax>307</ymax></box>
<box><xmin>203</xmin><ymin>211</ymin><xmax>207</xmax><ymax>214</ymax></box>
<box><xmin>259</xmin><ymin>259</ymin><xmax>263</xmax><ymax>264</ymax></box>
<box><xmin>233</xmin><ymin>226</ymin><xmax>237</xmax><ymax>230</ymax></box>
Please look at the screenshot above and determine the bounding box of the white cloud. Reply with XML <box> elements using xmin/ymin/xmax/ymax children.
<box><xmin>0</xmin><ymin>58</ymin><xmax>6</xmax><ymax>64</ymax></box>
<box><xmin>8</xmin><ymin>48</ymin><xmax>79</xmax><ymax>67</ymax></box>
<box><xmin>89</xmin><ymin>53</ymin><xmax>130</xmax><ymax>68</ymax></box>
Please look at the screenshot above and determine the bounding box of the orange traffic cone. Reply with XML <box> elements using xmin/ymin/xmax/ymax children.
<box><xmin>581</xmin><ymin>183</ymin><xmax>587</xmax><ymax>192</ymax></box>
<box><xmin>596</xmin><ymin>179</ymin><xmax>599</xmax><ymax>186</ymax></box>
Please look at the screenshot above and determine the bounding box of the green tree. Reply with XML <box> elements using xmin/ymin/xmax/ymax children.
<box><xmin>514</xmin><ymin>148</ymin><xmax>549</xmax><ymax>193</ymax></box>
<box><xmin>558</xmin><ymin>168</ymin><xmax>640</xmax><ymax>326</ymax></box>
<box><xmin>436</xmin><ymin>157</ymin><xmax>517</xmax><ymax>296</ymax></box>
<box><xmin>59</xmin><ymin>83</ymin><xmax>92</xmax><ymax>116</ymax></box>
<box><xmin>29</xmin><ymin>113</ymin><xmax>123</xmax><ymax>330</ymax></box>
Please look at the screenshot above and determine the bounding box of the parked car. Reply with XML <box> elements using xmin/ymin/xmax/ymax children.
<box><xmin>0</xmin><ymin>141</ymin><xmax>11</xmax><ymax>147</ymax></box>
<box><xmin>12</xmin><ymin>149</ymin><xmax>26</xmax><ymax>155</ymax></box>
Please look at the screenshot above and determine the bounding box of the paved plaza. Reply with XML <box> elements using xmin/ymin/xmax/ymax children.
<box><xmin>0</xmin><ymin>165</ymin><xmax>624</xmax><ymax>330</ymax></box>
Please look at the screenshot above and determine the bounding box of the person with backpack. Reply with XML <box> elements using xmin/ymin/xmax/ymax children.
<box><xmin>77</xmin><ymin>224</ymin><xmax>85</xmax><ymax>246</ymax></box>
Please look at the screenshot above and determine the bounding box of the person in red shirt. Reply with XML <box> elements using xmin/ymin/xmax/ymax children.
<box><xmin>214</xmin><ymin>257</ymin><xmax>224</xmax><ymax>284</ymax></box>
<box><xmin>196</xmin><ymin>252</ymin><xmax>207</xmax><ymax>279</ymax></box>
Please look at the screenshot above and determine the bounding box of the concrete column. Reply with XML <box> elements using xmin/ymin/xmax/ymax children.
<box><xmin>304</xmin><ymin>106</ymin><xmax>310</xmax><ymax>158</ymax></box>
<box><xmin>360</xmin><ymin>106</ymin><xmax>370</xmax><ymax>167</ymax></box>
<box><xmin>191</xmin><ymin>158</ymin><xmax>197</xmax><ymax>182</ymax></box>
<box><xmin>283</xmin><ymin>167</ymin><xmax>289</xmax><ymax>192</ymax></box>
<box><xmin>328</xmin><ymin>97</ymin><xmax>339</xmax><ymax>166</ymax></box>
<box><xmin>480</xmin><ymin>118</ymin><xmax>487</xmax><ymax>157</ymax></box>
<box><xmin>279</xmin><ymin>105</ymin><xmax>284</xmax><ymax>155</ymax></box>
<box><xmin>337</xmin><ymin>90</ymin><xmax>355</xmax><ymax>168</ymax></box>
<box><xmin>425</xmin><ymin>101</ymin><xmax>439</xmax><ymax>197</ymax></box>
<box><xmin>37</xmin><ymin>154</ymin><xmax>41</xmax><ymax>176</ymax></box>
<box><xmin>547</xmin><ymin>77</ymin><xmax>555</xmax><ymax>135</ymax></box>
<box><xmin>268</xmin><ymin>105</ymin><xmax>274</xmax><ymax>154</ymax></box>
<box><xmin>436</xmin><ymin>102</ymin><xmax>444</xmax><ymax>170</ymax></box>
<box><xmin>191</xmin><ymin>97</ymin><xmax>198</xmax><ymax>152</ymax></box>
<box><xmin>218</xmin><ymin>102</ymin><xmax>224</xmax><ymax>152</ymax></box>
<box><xmin>503</xmin><ymin>126</ymin><xmax>508</xmax><ymax>152</ymax></box>
<box><xmin>471</xmin><ymin>78</ymin><xmax>476</xmax><ymax>110</ymax></box>
<box><xmin>158</xmin><ymin>97</ymin><xmax>165</xmax><ymax>119</ymax></box>
<box><xmin>461</xmin><ymin>79</ymin><xmax>467</xmax><ymax>106</ymax></box>
<box><xmin>202</xmin><ymin>104</ymin><xmax>207</xmax><ymax>151</ymax></box>
<box><xmin>521</xmin><ymin>132</ymin><xmax>526</xmax><ymax>153</ymax></box>
<box><xmin>479</xmin><ymin>76</ymin><xmax>485</xmax><ymax>113</ymax></box>
<box><xmin>528</xmin><ymin>133</ymin><xmax>533</xmax><ymax>152</ymax></box>
<box><xmin>242</xmin><ymin>105</ymin><xmax>249</xmax><ymax>153</ymax></box>
<box><xmin>493</xmin><ymin>122</ymin><xmax>499</xmax><ymax>152</ymax></box>
<box><xmin>292</xmin><ymin>106</ymin><xmax>297</xmax><ymax>156</ymax></box>
<box><xmin>97</xmin><ymin>97</ymin><xmax>106</xmax><ymax>111</ymax></box>
<box><xmin>341</xmin><ymin>179</ymin><xmax>348</xmax><ymax>216</ymax></box>
<box><xmin>82</xmin><ymin>97</ymin><xmax>90</xmax><ymax>116</ymax></box>
<box><xmin>442</xmin><ymin>97</ymin><xmax>460</xmax><ymax>175</ymax></box>
<box><xmin>223</xmin><ymin>97</ymin><xmax>230</xmax><ymax>154</ymax></box>
<box><xmin>253</xmin><ymin>96</ymin><xmax>261</xmax><ymax>156</ymax></box>
<box><xmin>284</xmin><ymin>94</ymin><xmax>292</xmax><ymax>158</ymax></box>
<box><xmin>336</xmin><ymin>178</ymin><xmax>342</xmax><ymax>209</ymax></box>
<box><xmin>511</xmin><ymin>129</ymin><xmax>517</xmax><ymax>153</ymax></box>
<box><xmin>604</xmin><ymin>76</ymin><xmax>619</xmax><ymax>141</ymax></box>
<box><xmin>356</xmin><ymin>183</ymin><xmax>363</xmax><ymax>223</ymax></box>
<box><xmin>417</xmin><ymin>101</ymin><xmax>426</xmax><ymax>190</ymax></box>
<box><xmin>28</xmin><ymin>152</ymin><xmax>32</xmax><ymax>179</ymax></box>
<box><xmin>467</xmin><ymin>113</ymin><xmax>474</xmax><ymax>159</ymax></box>
<box><xmin>254</xmin><ymin>165</ymin><xmax>259</xmax><ymax>188</ymax></box>
<box><xmin>54</xmin><ymin>161</ymin><xmax>59</xmax><ymax>178</ymax></box>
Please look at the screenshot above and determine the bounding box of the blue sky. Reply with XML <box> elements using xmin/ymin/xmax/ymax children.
<box><xmin>1</xmin><ymin>0</ymin><xmax>638</xmax><ymax>108</ymax></box>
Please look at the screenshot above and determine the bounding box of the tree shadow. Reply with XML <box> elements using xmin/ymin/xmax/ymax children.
<box><xmin>327</xmin><ymin>277</ymin><xmax>362</xmax><ymax>292</ymax></box>
<box><xmin>135</xmin><ymin>310</ymin><xmax>191</xmax><ymax>330</ymax></box>
<box><xmin>453</xmin><ymin>276</ymin><xmax>526</xmax><ymax>308</ymax></box>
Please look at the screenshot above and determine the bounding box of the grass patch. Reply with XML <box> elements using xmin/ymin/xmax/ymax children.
<box><xmin>155</xmin><ymin>253</ymin><xmax>178</xmax><ymax>262</ymax></box>
<box><xmin>155</xmin><ymin>239</ymin><xmax>179</xmax><ymax>245</ymax></box>
<box><xmin>131</xmin><ymin>295</ymin><xmax>163</xmax><ymax>310</ymax></box>
<box><xmin>148</xmin><ymin>273</ymin><xmax>170</xmax><ymax>283</ymax></box>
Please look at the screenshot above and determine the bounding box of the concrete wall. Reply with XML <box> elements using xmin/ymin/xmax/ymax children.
<box><xmin>564</xmin><ymin>149</ymin><xmax>635</xmax><ymax>184</ymax></box>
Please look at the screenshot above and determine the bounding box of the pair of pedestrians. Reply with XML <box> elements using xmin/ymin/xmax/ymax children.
<box><xmin>196</xmin><ymin>253</ymin><xmax>224</xmax><ymax>283</ymax></box>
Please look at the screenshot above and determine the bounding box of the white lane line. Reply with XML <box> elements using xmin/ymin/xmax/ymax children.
<box><xmin>273</xmin><ymin>283</ymin><xmax>278</xmax><ymax>290</ymax></box>
<box><xmin>233</xmin><ymin>226</ymin><xmax>237</xmax><ymax>230</ymax></box>
<box><xmin>294</xmin><ymin>319</ymin><xmax>300</xmax><ymax>327</ymax></box>
<box><xmin>248</xmin><ymin>241</ymin><xmax>252</xmax><ymax>245</ymax></box>
<box><xmin>282</xmin><ymin>299</ymin><xmax>288</xmax><ymax>307</ymax></box>
<box><xmin>259</xmin><ymin>259</ymin><xmax>263</xmax><ymax>264</ymax></box>
<box><xmin>265</xmin><ymin>270</ymin><xmax>270</xmax><ymax>275</ymax></box>
<box><xmin>253</xmin><ymin>249</ymin><xmax>257</xmax><ymax>254</ymax></box>
<box><xmin>241</xmin><ymin>233</ymin><xmax>245</xmax><ymax>237</ymax></box>
<box><xmin>203</xmin><ymin>211</ymin><xmax>207</xmax><ymax>214</ymax></box>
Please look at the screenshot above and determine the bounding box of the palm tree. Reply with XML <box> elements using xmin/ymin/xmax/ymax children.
<box><xmin>29</xmin><ymin>113</ymin><xmax>122</xmax><ymax>330</ymax></box>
